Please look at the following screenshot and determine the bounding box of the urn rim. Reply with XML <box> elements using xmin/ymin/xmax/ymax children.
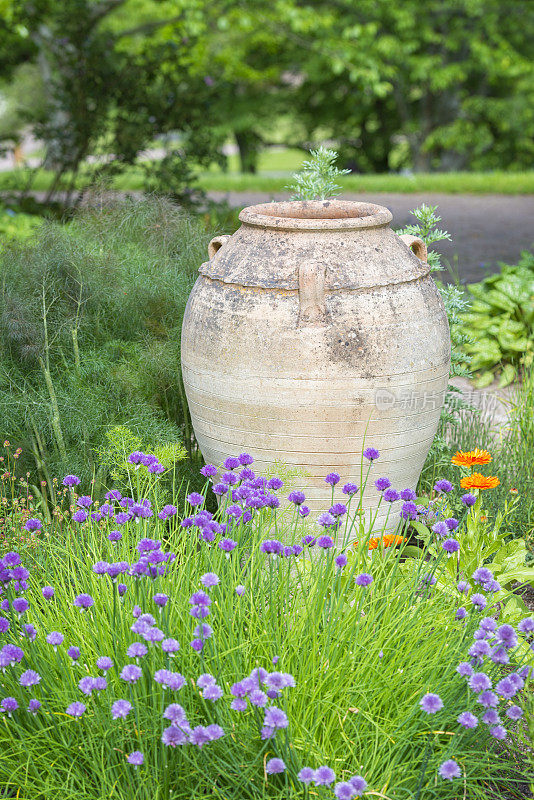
<box><xmin>239</xmin><ymin>199</ymin><xmax>393</xmax><ymax>231</ymax></box>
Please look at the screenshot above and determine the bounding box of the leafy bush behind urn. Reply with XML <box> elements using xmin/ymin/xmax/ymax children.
<box><xmin>461</xmin><ymin>251</ymin><xmax>534</xmax><ymax>388</ymax></box>
<box><xmin>0</xmin><ymin>195</ymin><xmax>211</xmax><ymax>501</ymax></box>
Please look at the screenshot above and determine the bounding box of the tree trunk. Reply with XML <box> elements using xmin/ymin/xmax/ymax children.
<box><xmin>234</xmin><ymin>130</ymin><xmax>261</xmax><ymax>174</ymax></box>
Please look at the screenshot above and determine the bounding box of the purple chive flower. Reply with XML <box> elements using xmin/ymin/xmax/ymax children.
<box><xmin>72</xmin><ymin>510</ymin><xmax>88</xmax><ymax>523</ymax></box>
<box><xmin>462</xmin><ymin>493</ymin><xmax>476</xmax><ymax>507</ymax></box>
<box><xmin>267</xmin><ymin>477</ymin><xmax>284</xmax><ymax>491</ymax></box>
<box><xmin>506</xmin><ymin>705</ymin><xmax>523</xmax><ymax>720</ymax></box>
<box><xmin>420</xmin><ymin>693</ymin><xmax>443</xmax><ymax>714</ymax></box>
<box><xmin>457</xmin><ymin>711</ymin><xmax>478</xmax><ymax>728</ymax></box>
<box><xmin>374</xmin><ymin>477</ymin><xmax>391</xmax><ymax>491</ymax></box>
<box><xmin>212</xmin><ymin>483</ymin><xmax>228</xmax><ymax>496</ymax></box>
<box><xmin>298</xmin><ymin>767</ymin><xmax>315</xmax><ymax>785</ymax></box>
<box><xmin>0</xmin><ymin>696</ymin><xmax>18</xmax><ymax>716</ymax></box>
<box><xmin>235</xmin><ymin>585</ymin><xmax>245</xmax><ymax>596</ymax></box>
<box><xmin>161</xmin><ymin>726</ymin><xmax>188</xmax><ymax>747</ymax></box>
<box><xmin>439</xmin><ymin>760</ymin><xmax>461</xmax><ymax>780</ymax></box>
<box><xmin>457</xmin><ymin>581</ymin><xmax>470</xmax><ymax>594</ymax></box>
<box><xmin>335</xmin><ymin>554</ymin><xmax>348</xmax><ymax>569</ymax></box>
<box><xmin>12</xmin><ymin>597</ymin><xmax>29</xmax><ymax>615</ymax></box>
<box><xmin>66</xmin><ymin>701</ymin><xmax>85</xmax><ymax>718</ymax></box>
<box><xmin>266</xmin><ymin>758</ymin><xmax>286</xmax><ymax>774</ymax></box>
<box><xmin>111</xmin><ymin>699</ymin><xmax>132</xmax><ymax>719</ymax></box>
<box><xmin>400</xmin><ymin>501</ymin><xmax>418</xmax><ymax>520</ymax></box>
<box><xmin>76</xmin><ymin>496</ymin><xmax>92</xmax><ymax>508</ymax></box>
<box><xmin>482</xmin><ymin>709</ymin><xmax>500</xmax><ymax>725</ymax></box>
<box><xmin>442</xmin><ymin>538</ymin><xmax>460</xmax><ymax>553</ymax></box>
<box><xmin>477</xmin><ymin>691</ymin><xmax>498</xmax><ymax>708</ymax></box>
<box><xmin>120</xmin><ymin>664</ymin><xmax>142</xmax><ymax>683</ymax></box>
<box><xmin>469</xmin><ymin>672</ymin><xmax>492</xmax><ymax>692</ymax></box>
<box><xmin>330</xmin><ymin>502</ymin><xmax>347</xmax><ymax>517</ymax></box>
<box><xmin>334</xmin><ymin>783</ymin><xmax>354</xmax><ymax>800</ymax></box>
<box><xmin>496</xmin><ymin>624</ymin><xmax>518</xmax><ymax>649</ymax></box>
<box><xmin>349</xmin><ymin>776</ymin><xmax>367</xmax><ymax>796</ymax></box>
<box><xmin>288</xmin><ymin>490</ymin><xmax>306</xmax><ymax>505</ymax></box>
<box><xmin>299</xmin><ymin>505</ymin><xmax>310</xmax><ymax>517</ymax></box>
<box><xmin>161</xmin><ymin>638</ymin><xmax>180</xmax><ymax>656</ymax></box>
<box><xmin>96</xmin><ymin>657</ymin><xmax>113</xmax><ymax>671</ymax></box>
<box><xmin>24</xmin><ymin>518</ymin><xmax>42</xmax><ymax>532</ymax></box>
<box><xmin>249</xmin><ymin>689</ymin><xmax>268</xmax><ymax>707</ymax></box>
<box><xmin>432</xmin><ymin>521</ymin><xmax>449</xmax><ymax>537</ymax></box>
<box><xmin>127</xmin><ymin>751</ymin><xmax>144</xmax><ymax>766</ymax></box>
<box><xmin>231</xmin><ymin>698</ymin><xmax>247</xmax><ymax>711</ymax></box>
<box><xmin>74</xmin><ymin>593</ymin><xmax>94</xmax><ymax>610</ymax></box>
<box><xmin>472</xmin><ymin>567</ymin><xmax>493</xmax><ymax>584</ymax></box>
<box><xmin>342</xmin><ymin>483</ymin><xmax>359</xmax><ymax>496</ymax></box>
<box><xmin>62</xmin><ymin>475</ymin><xmax>81</xmax><ymax>487</ymax></box>
<box><xmin>238</xmin><ymin>452</ymin><xmax>254</xmax><ymax>465</ymax></box>
<box><xmin>190</xmin><ymin>639</ymin><xmax>204</xmax><ymax>652</ymax></box>
<box><xmin>200</xmin><ymin>573</ymin><xmax>220</xmax><ymax>588</ymax></box>
<box><xmin>219</xmin><ymin>538</ymin><xmax>237</xmax><ymax>554</ymax></box>
<box><xmin>67</xmin><ymin>646</ymin><xmax>80</xmax><ymax>662</ymax></box>
<box><xmin>446</xmin><ymin>517</ymin><xmax>460</xmax><ymax>530</ymax></box>
<box><xmin>434</xmin><ymin>479</ymin><xmax>453</xmax><ymax>493</ymax></box>
<box><xmin>19</xmin><ymin>669</ymin><xmax>41</xmax><ymax>688</ymax></box>
<box><xmin>400</xmin><ymin>488</ymin><xmax>417</xmax><ymax>502</ymax></box>
<box><xmin>317</xmin><ymin>535</ymin><xmax>334</xmax><ymax>549</ymax></box>
<box><xmin>127</xmin><ymin>642</ymin><xmax>148</xmax><ymax>659</ymax></box>
<box><xmin>263</xmin><ymin>706</ymin><xmax>289</xmax><ymax>730</ymax></box>
<box><xmin>485</xmin><ymin>579</ymin><xmax>501</xmax><ymax>593</ymax></box>
<box><xmin>163</xmin><ymin>703</ymin><xmax>187</xmax><ymax>724</ymax></box>
<box><xmin>196</xmin><ymin>673</ymin><xmax>215</xmax><ymax>689</ymax></box>
<box><xmin>93</xmin><ymin>561</ymin><xmax>110</xmax><ymax>575</ymax></box>
<box><xmin>355</xmin><ymin>573</ymin><xmax>373</xmax><ymax>587</ymax></box>
<box><xmin>78</xmin><ymin>676</ymin><xmax>96</xmax><ymax>695</ymax></box>
<box><xmin>471</xmin><ymin>593</ymin><xmax>487</xmax><ymax>610</ymax></box>
<box><xmin>46</xmin><ymin>632</ymin><xmax>64</xmax><ymax>648</ymax></box>
<box><xmin>153</xmin><ymin>593</ymin><xmax>168</xmax><ymax>608</ymax></box>
<box><xmin>495</xmin><ymin>677</ymin><xmax>517</xmax><ymax>699</ymax></box>
<box><xmin>363</xmin><ymin>447</ymin><xmax>379</xmax><ymax>461</ymax></box>
<box><xmin>0</xmin><ymin>618</ymin><xmax>8</xmax><ymax>634</ymax></box>
<box><xmin>203</xmin><ymin>684</ymin><xmax>223</xmax><ymax>701</ymax></box>
<box><xmin>318</xmin><ymin>512</ymin><xmax>336</xmax><ymax>528</ymax></box>
<box><xmin>200</xmin><ymin>464</ymin><xmax>218</xmax><ymax>478</ymax></box>
<box><xmin>187</xmin><ymin>492</ymin><xmax>204</xmax><ymax>507</ymax></box>
<box><xmin>108</xmin><ymin>530</ymin><xmax>122</xmax><ymax>542</ymax></box>
<box><xmin>383</xmin><ymin>488</ymin><xmax>400</xmax><ymax>503</ymax></box>
<box><xmin>325</xmin><ymin>472</ymin><xmax>340</xmax><ymax>486</ymax></box>
<box><xmin>28</xmin><ymin>699</ymin><xmax>41</xmax><ymax>714</ymax></box>
<box><xmin>223</xmin><ymin>456</ymin><xmax>240</xmax><ymax>471</ymax></box>
<box><xmin>455</xmin><ymin>607</ymin><xmax>467</xmax><ymax>620</ymax></box>
<box><xmin>490</xmin><ymin>725</ymin><xmax>507</xmax><ymax>740</ymax></box>
<box><xmin>314</xmin><ymin>766</ymin><xmax>336</xmax><ymax>786</ymax></box>
<box><xmin>518</xmin><ymin>617</ymin><xmax>534</xmax><ymax>634</ymax></box>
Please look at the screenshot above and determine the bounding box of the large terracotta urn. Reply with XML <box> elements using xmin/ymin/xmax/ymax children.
<box><xmin>181</xmin><ymin>200</ymin><xmax>450</xmax><ymax>532</ymax></box>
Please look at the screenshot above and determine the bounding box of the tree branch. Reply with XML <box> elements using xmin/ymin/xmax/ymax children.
<box><xmin>114</xmin><ymin>14</ymin><xmax>185</xmax><ymax>40</ymax></box>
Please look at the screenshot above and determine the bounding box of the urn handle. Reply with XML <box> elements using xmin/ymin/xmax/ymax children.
<box><xmin>298</xmin><ymin>263</ymin><xmax>326</xmax><ymax>327</ymax></box>
<box><xmin>208</xmin><ymin>235</ymin><xmax>231</xmax><ymax>260</ymax></box>
<box><xmin>398</xmin><ymin>234</ymin><xmax>428</xmax><ymax>262</ymax></box>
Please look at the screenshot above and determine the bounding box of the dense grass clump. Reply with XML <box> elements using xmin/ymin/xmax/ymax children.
<box><xmin>0</xmin><ymin>449</ymin><xmax>532</xmax><ymax>799</ymax></box>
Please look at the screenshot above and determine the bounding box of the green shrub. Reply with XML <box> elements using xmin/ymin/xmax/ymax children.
<box><xmin>461</xmin><ymin>251</ymin><xmax>534</xmax><ymax>388</ymax></box>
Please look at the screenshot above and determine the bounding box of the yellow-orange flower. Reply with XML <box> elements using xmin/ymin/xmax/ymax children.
<box><xmin>460</xmin><ymin>473</ymin><xmax>500</xmax><ymax>491</ymax></box>
<box><xmin>355</xmin><ymin>534</ymin><xmax>406</xmax><ymax>550</ymax></box>
<box><xmin>451</xmin><ymin>449</ymin><xmax>492</xmax><ymax>467</ymax></box>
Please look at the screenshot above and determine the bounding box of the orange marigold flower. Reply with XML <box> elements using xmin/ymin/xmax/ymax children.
<box><xmin>460</xmin><ymin>473</ymin><xmax>500</xmax><ymax>491</ymax></box>
<box><xmin>451</xmin><ymin>449</ymin><xmax>492</xmax><ymax>467</ymax></box>
<box><xmin>356</xmin><ymin>534</ymin><xmax>406</xmax><ymax>550</ymax></box>
<box><xmin>510</xmin><ymin>488</ymin><xmax>518</xmax><ymax>495</ymax></box>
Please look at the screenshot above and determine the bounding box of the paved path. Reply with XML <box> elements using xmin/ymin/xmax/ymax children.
<box><xmin>209</xmin><ymin>191</ymin><xmax>534</xmax><ymax>284</ymax></box>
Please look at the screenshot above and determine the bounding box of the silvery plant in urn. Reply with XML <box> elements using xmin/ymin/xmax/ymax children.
<box><xmin>181</xmin><ymin>149</ymin><xmax>450</xmax><ymax>534</ymax></box>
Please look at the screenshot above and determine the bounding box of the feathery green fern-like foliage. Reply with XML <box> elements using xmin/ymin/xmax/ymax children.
<box><xmin>0</xmin><ymin>195</ymin><xmax>210</xmax><ymax>499</ymax></box>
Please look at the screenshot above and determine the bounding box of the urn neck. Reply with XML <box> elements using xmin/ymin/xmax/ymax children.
<box><xmin>238</xmin><ymin>200</ymin><xmax>393</xmax><ymax>232</ymax></box>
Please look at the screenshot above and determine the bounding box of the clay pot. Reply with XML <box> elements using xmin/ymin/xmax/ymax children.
<box><xmin>181</xmin><ymin>200</ymin><xmax>450</xmax><ymax>532</ymax></box>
